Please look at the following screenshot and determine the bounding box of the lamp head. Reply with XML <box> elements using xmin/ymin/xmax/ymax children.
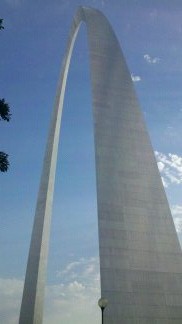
<box><xmin>98</xmin><ymin>298</ymin><xmax>108</xmax><ymax>310</ymax></box>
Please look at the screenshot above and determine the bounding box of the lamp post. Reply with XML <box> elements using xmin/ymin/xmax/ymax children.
<box><xmin>98</xmin><ymin>298</ymin><xmax>108</xmax><ymax>324</ymax></box>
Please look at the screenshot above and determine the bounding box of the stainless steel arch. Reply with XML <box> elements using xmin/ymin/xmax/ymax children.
<box><xmin>19</xmin><ymin>6</ymin><xmax>182</xmax><ymax>324</ymax></box>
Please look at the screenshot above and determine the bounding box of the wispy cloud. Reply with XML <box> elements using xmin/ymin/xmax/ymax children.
<box><xmin>45</xmin><ymin>256</ymin><xmax>100</xmax><ymax>324</ymax></box>
<box><xmin>101</xmin><ymin>0</ymin><xmax>106</xmax><ymax>7</ymax></box>
<box><xmin>57</xmin><ymin>256</ymin><xmax>100</xmax><ymax>283</ymax></box>
<box><xmin>0</xmin><ymin>257</ymin><xmax>100</xmax><ymax>324</ymax></box>
<box><xmin>144</xmin><ymin>54</ymin><xmax>160</xmax><ymax>64</ymax></box>
<box><xmin>155</xmin><ymin>151</ymin><xmax>182</xmax><ymax>187</ymax></box>
<box><xmin>171</xmin><ymin>205</ymin><xmax>182</xmax><ymax>233</ymax></box>
<box><xmin>131</xmin><ymin>74</ymin><xmax>141</xmax><ymax>82</ymax></box>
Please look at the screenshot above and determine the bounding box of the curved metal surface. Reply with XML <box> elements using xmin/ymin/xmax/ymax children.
<box><xmin>19</xmin><ymin>6</ymin><xmax>182</xmax><ymax>324</ymax></box>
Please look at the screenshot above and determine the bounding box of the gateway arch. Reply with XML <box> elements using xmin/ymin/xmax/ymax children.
<box><xmin>19</xmin><ymin>6</ymin><xmax>182</xmax><ymax>324</ymax></box>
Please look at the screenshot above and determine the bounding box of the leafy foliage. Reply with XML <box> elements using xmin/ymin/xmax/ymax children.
<box><xmin>0</xmin><ymin>152</ymin><xmax>9</xmax><ymax>172</ymax></box>
<box><xmin>0</xmin><ymin>20</ymin><xmax>11</xmax><ymax>172</ymax></box>
<box><xmin>0</xmin><ymin>19</ymin><xmax>4</xmax><ymax>30</ymax></box>
<box><xmin>0</xmin><ymin>98</ymin><xmax>11</xmax><ymax>122</ymax></box>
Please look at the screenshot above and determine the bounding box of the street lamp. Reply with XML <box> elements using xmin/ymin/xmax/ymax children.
<box><xmin>98</xmin><ymin>297</ymin><xmax>108</xmax><ymax>324</ymax></box>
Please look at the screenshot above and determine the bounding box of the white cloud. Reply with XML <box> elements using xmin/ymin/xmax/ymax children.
<box><xmin>131</xmin><ymin>74</ymin><xmax>141</xmax><ymax>82</ymax></box>
<box><xmin>144</xmin><ymin>54</ymin><xmax>160</xmax><ymax>64</ymax></box>
<box><xmin>0</xmin><ymin>257</ymin><xmax>100</xmax><ymax>324</ymax></box>
<box><xmin>45</xmin><ymin>256</ymin><xmax>100</xmax><ymax>324</ymax></box>
<box><xmin>171</xmin><ymin>205</ymin><xmax>182</xmax><ymax>233</ymax></box>
<box><xmin>171</xmin><ymin>205</ymin><xmax>182</xmax><ymax>216</ymax></box>
<box><xmin>157</xmin><ymin>161</ymin><xmax>165</xmax><ymax>172</ymax></box>
<box><xmin>155</xmin><ymin>151</ymin><xmax>182</xmax><ymax>187</ymax></box>
<box><xmin>161</xmin><ymin>176</ymin><xmax>168</xmax><ymax>188</ymax></box>
<box><xmin>0</xmin><ymin>278</ymin><xmax>23</xmax><ymax>324</ymax></box>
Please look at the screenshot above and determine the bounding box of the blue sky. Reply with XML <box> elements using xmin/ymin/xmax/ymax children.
<box><xmin>1</xmin><ymin>0</ymin><xmax>182</xmax><ymax>323</ymax></box>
